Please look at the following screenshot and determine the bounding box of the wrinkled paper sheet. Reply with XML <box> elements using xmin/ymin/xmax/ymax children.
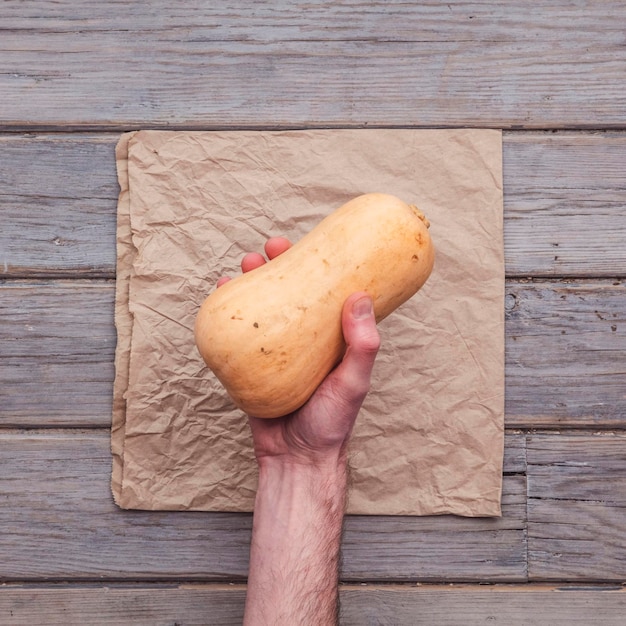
<box><xmin>112</xmin><ymin>129</ymin><xmax>504</xmax><ymax>517</ymax></box>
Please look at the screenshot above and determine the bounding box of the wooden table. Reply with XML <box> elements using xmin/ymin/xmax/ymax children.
<box><xmin>1</xmin><ymin>2</ymin><xmax>625</xmax><ymax>624</ymax></box>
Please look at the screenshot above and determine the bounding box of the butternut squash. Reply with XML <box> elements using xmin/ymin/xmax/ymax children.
<box><xmin>195</xmin><ymin>192</ymin><xmax>435</xmax><ymax>418</ymax></box>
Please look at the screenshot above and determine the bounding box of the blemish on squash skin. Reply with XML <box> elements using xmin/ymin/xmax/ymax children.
<box><xmin>253</xmin><ymin>322</ymin><xmax>259</xmax><ymax>328</ymax></box>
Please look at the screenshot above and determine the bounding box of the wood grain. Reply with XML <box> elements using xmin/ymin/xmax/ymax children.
<box><xmin>1</xmin><ymin>2</ymin><xmax>625</xmax><ymax>129</ymax></box>
<box><xmin>1</xmin><ymin>584</ymin><xmax>625</xmax><ymax>626</ymax></box>
<box><xmin>0</xmin><ymin>280</ymin><xmax>115</xmax><ymax>426</ymax></box>
<box><xmin>527</xmin><ymin>433</ymin><xmax>626</xmax><ymax>581</ymax></box>
<box><xmin>341</xmin><ymin>584</ymin><xmax>626</xmax><ymax>625</ymax></box>
<box><xmin>2</xmin><ymin>279</ymin><xmax>624</xmax><ymax>428</ymax></box>
<box><xmin>1</xmin><ymin>132</ymin><xmax>625</xmax><ymax>278</ymax></box>
<box><xmin>0</xmin><ymin>431</ymin><xmax>526</xmax><ymax>581</ymax></box>
<box><xmin>505</xmin><ymin>280</ymin><xmax>626</xmax><ymax>428</ymax></box>
<box><xmin>503</xmin><ymin>132</ymin><xmax>626</xmax><ymax>277</ymax></box>
<box><xmin>0</xmin><ymin>134</ymin><xmax>118</xmax><ymax>277</ymax></box>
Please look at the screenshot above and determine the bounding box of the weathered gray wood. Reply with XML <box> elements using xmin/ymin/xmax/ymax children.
<box><xmin>2</xmin><ymin>132</ymin><xmax>625</xmax><ymax>278</ymax></box>
<box><xmin>527</xmin><ymin>433</ymin><xmax>626</xmax><ymax>581</ymax></box>
<box><xmin>504</xmin><ymin>132</ymin><xmax>626</xmax><ymax>277</ymax></box>
<box><xmin>0</xmin><ymin>431</ymin><xmax>526</xmax><ymax>581</ymax></box>
<box><xmin>3</xmin><ymin>279</ymin><xmax>624</xmax><ymax>428</ymax></box>
<box><xmin>502</xmin><ymin>431</ymin><xmax>526</xmax><ymax>474</ymax></box>
<box><xmin>0</xmin><ymin>134</ymin><xmax>118</xmax><ymax>277</ymax></box>
<box><xmin>1</xmin><ymin>2</ymin><xmax>625</xmax><ymax>129</ymax></box>
<box><xmin>0</xmin><ymin>585</ymin><xmax>249</xmax><ymax>626</ymax></box>
<box><xmin>2</xmin><ymin>583</ymin><xmax>625</xmax><ymax>625</ymax></box>
<box><xmin>341</xmin><ymin>584</ymin><xmax>626</xmax><ymax>625</ymax></box>
<box><xmin>0</xmin><ymin>280</ymin><xmax>115</xmax><ymax>426</ymax></box>
<box><xmin>2</xmin><ymin>132</ymin><xmax>626</xmax><ymax>277</ymax></box>
<box><xmin>505</xmin><ymin>280</ymin><xmax>626</xmax><ymax>428</ymax></box>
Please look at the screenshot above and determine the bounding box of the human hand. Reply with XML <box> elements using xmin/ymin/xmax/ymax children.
<box><xmin>219</xmin><ymin>237</ymin><xmax>380</xmax><ymax>469</ymax></box>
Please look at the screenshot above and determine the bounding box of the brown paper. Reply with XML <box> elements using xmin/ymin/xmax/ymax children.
<box><xmin>112</xmin><ymin>129</ymin><xmax>504</xmax><ymax>517</ymax></box>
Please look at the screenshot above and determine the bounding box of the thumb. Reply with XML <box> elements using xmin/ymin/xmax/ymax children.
<box><xmin>332</xmin><ymin>292</ymin><xmax>381</xmax><ymax>404</ymax></box>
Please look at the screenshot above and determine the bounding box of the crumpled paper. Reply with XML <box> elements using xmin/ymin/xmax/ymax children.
<box><xmin>112</xmin><ymin>129</ymin><xmax>504</xmax><ymax>517</ymax></box>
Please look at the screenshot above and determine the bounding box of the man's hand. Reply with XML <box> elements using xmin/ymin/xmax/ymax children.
<box><xmin>220</xmin><ymin>236</ymin><xmax>380</xmax><ymax>468</ymax></box>
<box><xmin>248</xmin><ymin>286</ymin><xmax>379</xmax><ymax>471</ymax></box>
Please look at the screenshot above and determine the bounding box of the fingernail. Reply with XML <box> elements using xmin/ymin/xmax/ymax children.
<box><xmin>353</xmin><ymin>296</ymin><xmax>373</xmax><ymax>319</ymax></box>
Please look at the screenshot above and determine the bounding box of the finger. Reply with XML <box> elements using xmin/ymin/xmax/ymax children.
<box><xmin>265</xmin><ymin>237</ymin><xmax>292</xmax><ymax>260</ymax></box>
<box><xmin>216</xmin><ymin>276</ymin><xmax>231</xmax><ymax>288</ymax></box>
<box><xmin>241</xmin><ymin>252</ymin><xmax>267</xmax><ymax>273</ymax></box>
<box><xmin>333</xmin><ymin>292</ymin><xmax>380</xmax><ymax>403</ymax></box>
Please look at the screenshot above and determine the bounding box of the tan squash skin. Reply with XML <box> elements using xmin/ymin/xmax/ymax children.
<box><xmin>195</xmin><ymin>192</ymin><xmax>435</xmax><ymax>418</ymax></box>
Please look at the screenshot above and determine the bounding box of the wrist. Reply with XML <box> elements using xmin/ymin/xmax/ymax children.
<box><xmin>257</xmin><ymin>447</ymin><xmax>349</xmax><ymax>478</ymax></box>
<box><xmin>256</xmin><ymin>454</ymin><xmax>349</xmax><ymax>517</ymax></box>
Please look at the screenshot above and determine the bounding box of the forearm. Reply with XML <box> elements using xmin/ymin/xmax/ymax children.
<box><xmin>243</xmin><ymin>457</ymin><xmax>348</xmax><ymax>626</ymax></box>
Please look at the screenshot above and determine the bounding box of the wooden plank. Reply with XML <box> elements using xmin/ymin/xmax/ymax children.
<box><xmin>340</xmin><ymin>584</ymin><xmax>626</xmax><ymax>625</ymax></box>
<box><xmin>2</xmin><ymin>584</ymin><xmax>625</xmax><ymax>625</ymax></box>
<box><xmin>505</xmin><ymin>280</ymin><xmax>626</xmax><ymax>428</ymax></box>
<box><xmin>503</xmin><ymin>132</ymin><xmax>626</xmax><ymax>277</ymax></box>
<box><xmin>0</xmin><ymin>280</ymin><xmax>115</xmax><ymax>426</ymax></box>
<box><xmin>0</xmin><ymin>134</ymin><xmax>118</xmax><ymax>277</ymax></box>
<box><xmin>0</xmin><ymin>431</ymin><xmax>526</xmax><ymax>581</ymax></box>
<box><xmin>3</xmin><ymin>279</ymin><xmax>624</xmax><ymax>429</ymax></box>
<box><xmin>502</xmin><ymin>431</ymin><xmax>526</xmax><ymax>475</ymax></box>
<box><xmin>1</xmin><ymin>2</ymin><xmax>625</xmax><ymax>129</ymax></box>
<box><xmin>527</xmin><ymin>433</ymin><xmax>626</xmax><ymax>581</ymax></box>
<box><xmin>2</xmin><ymin>132</ymin><xmax>625</xmax><ymax>278</ymax></box>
